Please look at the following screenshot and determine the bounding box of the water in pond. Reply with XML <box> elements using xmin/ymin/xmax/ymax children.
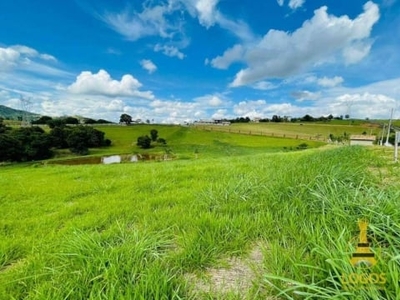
<box><xmin>49</xmin><ymin>156</ymin><xmax>102</xmax><ymax>165</ymax></box>
<box><xmin>49</xmin><ymin>154</ymin><xmax>171</xmax><ymax>165</ymax></box>
<box><xmin>102</xmin><ymin>155</ymin><xmax>121</xmax><ymax>164</ymax></box>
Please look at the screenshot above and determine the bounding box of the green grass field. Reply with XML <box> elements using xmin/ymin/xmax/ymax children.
<box><xmin>49</xmin><ymin>124</ymin><xmax>326</xmax><ymax>162</ymax></box>
<box><xmin>1</xmin><ymin>143</ymin><xmax>400</xmax><ymax>299</ymax></box>
<box><xmin>195</xmin><ymin>121</ymin><xmax>382</xmax><ymax>141</ymax></box>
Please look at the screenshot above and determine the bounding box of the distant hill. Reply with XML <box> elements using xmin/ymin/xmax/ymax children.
<box><xmin>0</xmin><ymin>104</ymin><xmax>39</xmax><ymax>120</ymax></box>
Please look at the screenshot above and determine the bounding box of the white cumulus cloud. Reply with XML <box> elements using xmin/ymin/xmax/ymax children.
<box><xmin>182</xmin><ymin>0</ymin><xmax>220</xmax><ymax>28</ymax></box>
<box><xmin>0</xmin><ymin>47</ymin><xmax>20</xmax><ymax>71</ymax></box>
<box><xmin>212</xmin><ymin>109</ymin><xmax>228</xmax><ymax>119</ymax></box>
<box><xmin>68</xmin><ymin>69</ymin><xmax>154</xmax><ymax>99</ymax></box>
<box><xmin>195</xmin><ymin>0</ymin><xmax>219</xmax><ymax>27</ymax></box>
<box><xmin>140</xmin><ymin>59</ymin><xmax>157</xmax><ymax>74</ymax></box>
<box><xmin>288</xmin><ymin>0</ymin><xmax>305</xmax><ymax>10</ymax></box>
<box><xmin>102</xmin><ymin>3</ymin><xmax>180</xmax><ymax>41</ymax></box>
<box><xmin>40</xmin><ymin>54</ymin><xmax>57</xmax><ymax>61</ymax></box>
<box><xmin>330</xmin><ymin>92</ymin><xmax>396</xmax><ymax>118</ymax></box>
<box><xmin>252</xmin><ymin>81</ymin><xmax>278</xmax><ymax>90</ymax></box>
<box><xmin>233</xmin><ymin>100</ymin><xmax>267</xmax><ymax>116</ymax></box>
<box><xmin>317</xmin><ymin>76</ymin><xmax>344</xmax><ymax>87</ymax></box>
<box><xmin>211</xmin><ymin>44</ymin><xmax>244</xmax><ymax>69</ymax></box>
<box><xmin>291</xmin><ymin>90</ymin><xmax>320</xmax><ymax>101</ymax></box>
<box><xmin>224</xmin><ymin>1</ymin><xmax>379</xmax><ymax>87</ymax></box>
<box><xmin>0</xmin><ymin>45</ymin><xmax>57</xmax><ymax>72</ymax></box>
<box><xmin>105</xmin><ymin>99</ymin><xmax>125</xmax><ymax>111</ymax></box>
<box><xmin>343</xmin><ymin>41</ymin><xmax>372</xmax><ymax>64</ymax></box>
<box><xmin>194</xmin><ymin>94</ymin><xmax>226</xmax><ymax>107</ymax></box>
<box><xmin>182</xmin><ymin>0</ymin><xmax>254</xmax><ymax>40</ymax></box>
<box><xmin>154</xmin><ymin>44</ymin><xmax>185</xmax><ymax>59</ymax></box>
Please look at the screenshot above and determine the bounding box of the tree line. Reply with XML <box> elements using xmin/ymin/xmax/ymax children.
<box><xmin>0</xmin><ymin>119</ymin><xmax>111</xmax><ymax>162</ymax></box>
<box><xmin>215</xmin><ymin>114</ymin><xmax>349</xmax><ymax>124</ymax></box>
<box><xmin>32</xmin><ymin>116</ymin><xmax>113</xmax><ymax>126</ymax></box>
<box><xmin>119</xmin><ymin>114</ymin><xmax>153</xmax><ymax>125</ymax></box>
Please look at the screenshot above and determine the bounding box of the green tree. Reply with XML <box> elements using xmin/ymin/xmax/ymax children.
<box><xmin>86</xmin><ymin>127</ymin><xmax>106</xmax><ymax>147</ymax></box>
<box><xmin>31</xmin><ymin>115</ymin><xmax>53</xmax><ymax>125</ymax></box>
<box><xmin>0</xmin><ymin>119</ymin><xmax>10</xmax><ymax>134</ymax></box>
<box><xmin>0</xmin><ymin>134</ymin><xmax>22</xmax><ymax>161</ymax></box>
<box><xmin>66</xmin><ymin>127</ymin><xmax>90</xmax><ymax>155</ymax></box>
<box><xmin>65</xmin><ymin>126</ymin><xmax>111</xmax><ymax>155</ymax></box>
<box><xmin>64</xmin><ymin>117</ymin><xmax>79</xmax><ymax>124</ymax></box>
<box><xmin>301</xmin><ymin>114</ymin><xmax>314</xmax><ymax>122</ymax></box>
<box><xmin>83</xmin><ymin>118</ymin><xmax>97</xmax><ymax>124</ymax></box>
<box><xmin>271</xmin><ymin>115</ymin><xmax>282</xmax><ymax>122</ymax></box>
<box><xmin>119</xmin><ymin>114</ymin><xmax>132</xmax><ymax>125</ymax></box>
<box><xmin>150</xmin><ymin>129</ymin><xmax>158</xmax><ymax>142</ymax></box>
<box><xmin>49</xmin><ymin>126</ymin><xmax>71</xmax><ymax>148</ymax></box>
<box><xmin>97</xmin><ymin>119</ymin><xmax>112</xmax><ymax>124</ymax></box>
<box><xmin>137</xmin><ymin>135</ymin><xmax>151</xmax><ymax>149</ymax></box>
<box><xmin>47</xmin><ymin>118</ymin><xmax>66</xmax><ymax>128</ymax></box>
<box><xmin>7</xmin><ymin>127</ymin><xmax>53</xmax><ymax>161</ymax></box>
<box><xmin>157</xmin><ymin>138</ymin><xmax>167</xmax><ymax>145</ymax></box>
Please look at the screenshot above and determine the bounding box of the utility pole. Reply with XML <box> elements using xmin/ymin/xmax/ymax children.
<box><xmin>385</xmin><ymin>109</ymin><xmax>394</xmax><ymax>147</ymax></box>
<box><xmin>380</xmin><ymin>124</ymin><xmax>386</xmax><ymax>146</ymax></box>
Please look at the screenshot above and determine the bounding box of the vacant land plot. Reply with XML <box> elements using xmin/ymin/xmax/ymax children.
<box><xmin>1</xmin><ymin>145</ymin><xmax>399</xmax><ymax>299</ymax></box>
<box><xmin>196</xmin><ymin>122</ymin><xmax>381</xmax><ymax>141</ymax></box>
<box><xmin>58</xmin><ymin>124</ymin><xmax>326</xmax><ymax>160</ymax></box>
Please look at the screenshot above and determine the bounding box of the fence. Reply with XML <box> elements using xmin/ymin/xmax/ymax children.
<box><xmin>194</xmin><ymin>125</ymin><xmax>327</xmax><ymax>142</ymax></box>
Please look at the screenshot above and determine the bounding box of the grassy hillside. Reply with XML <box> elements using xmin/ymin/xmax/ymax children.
<box><xmin>195</xmin><ymin>122</ymin><xmax>382</xmax><ymax>141</ymax></box>
<box><xmin>1</xmin><ymin>146</ymin><xmax>399</xmax><ymax>299</ymax></box>
<box><xmin>0</xmin><ymin>105</ymin><xmax>39</xmax><ymax>120</ymax></box>
<box><xmin>51</xmin><ymin>124</ymin><xmax>326</xmax><ymax>161</ymax></box>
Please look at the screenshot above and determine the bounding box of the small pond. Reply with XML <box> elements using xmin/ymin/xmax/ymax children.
<box><xmin>49</xmin><ymin>154</ymin><xmax>172</xmax><ymax>165</ymax></box>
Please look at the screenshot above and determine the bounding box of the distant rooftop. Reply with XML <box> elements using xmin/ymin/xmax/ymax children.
<box><xmin>350</xmin><ymin>135</ymin><xmax>376</xmax><ymax>141</ymax></box>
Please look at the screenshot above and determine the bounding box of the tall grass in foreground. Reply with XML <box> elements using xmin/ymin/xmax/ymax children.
<box><xmin>0</xmin><ymin>146</ymin><xmax>399</xmax><ymax>299</ymax></box>
<box><xmin>260</xmin><ymin>149</ymin><xmax>400</xmax><ymax>299</ymax></box>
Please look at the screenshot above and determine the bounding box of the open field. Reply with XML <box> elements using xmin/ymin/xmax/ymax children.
<box><xmin>1</xmin><ymin>145</ymin><xmax>400</xmax><ymax>299</ymax></box>
<box><xmin>195</xmin><ymin>122</ymin><xmax>382</xmax><ymax>141</ymax></box>
<box><xmin>49</xmin><ymin>124</ymin><xmax>326</xmax><ymax>162</ymax></box>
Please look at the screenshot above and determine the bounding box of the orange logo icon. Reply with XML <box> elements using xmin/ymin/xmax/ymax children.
<box><xmin>350</xmin><ymin>220</ymin><xmax>376</xmax><ymax>268</ymax></box>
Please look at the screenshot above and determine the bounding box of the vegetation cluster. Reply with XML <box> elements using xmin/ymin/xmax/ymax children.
<box><xmin>266</xmin><ymin>114</ymin><xmax>349</xmax><ymax>123</ymax></box>
<box><xmin>210</xmin><ymin>114</ymin><xmax>351</xmax><ymax>124</ymax></box>
<box><xmin>0</xmin><ymin>120</ymin><xmax>111</xmax><ymax>162</ymax></box>
<box><xmin>136</xmin><ymin>129</ymin><xmax>167</xmax><ymax>149</ymax></box>
<box><xmin>50</xmin><ymin>124</ymin><xmax>111</xmax><ymax>155</ymax></box>
<box><xmin>32</xmin><ymin>116</ymin><xmax>113</xmax><ymax>126</ymax></box>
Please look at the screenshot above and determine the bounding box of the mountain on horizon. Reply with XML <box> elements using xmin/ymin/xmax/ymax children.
<box><xmin>0</xmin><ymin>104</ymin><xmax>40</xmax><ymax>120</ymax></box>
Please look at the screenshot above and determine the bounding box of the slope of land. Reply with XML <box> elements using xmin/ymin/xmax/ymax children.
<box><xmin>195</xmin><ymin>121</ymin><xmax>382</xmax><ymax>141</ymax></box>
<box><xmin>50</xmin><ymin>124</ymin><xmax>326</xmax><ymax>161</ymax></box>
<box><xmin>1</xmin><ymin>146</ymin><xmax>399</xmax><ymax>299</ymax></box>
<box><xmin>0</xmin><ymin>104</ymin><xmax>39</xmax><ymax>120</ymax></box>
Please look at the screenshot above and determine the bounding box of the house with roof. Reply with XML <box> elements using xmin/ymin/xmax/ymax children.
<box><xmin>349</xmin><ymin>135</ymin><xmax>376</xmax><ymax>146</ymax></box>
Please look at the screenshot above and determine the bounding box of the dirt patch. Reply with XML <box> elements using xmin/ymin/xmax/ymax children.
<box><xmin>185</xmin><ymin>243</ymin><xmax>267</xmax><ymax>298</ymax></box>
<box><xmin>47</xmin><ymin>156</ymin><xmax>102</xmax><ymax>165</ymax></box>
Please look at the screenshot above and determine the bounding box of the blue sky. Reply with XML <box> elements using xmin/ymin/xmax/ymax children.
<box><xmin>0</xmin><ymin>0</ymin><xmax>399</xmax><ymax>123</ymax></box>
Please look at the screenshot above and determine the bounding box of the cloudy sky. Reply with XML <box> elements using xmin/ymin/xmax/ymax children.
<box><xmin>0</xmin><ymin>0</ymin><xmax>399</xmax><ymax>123</ymax></box>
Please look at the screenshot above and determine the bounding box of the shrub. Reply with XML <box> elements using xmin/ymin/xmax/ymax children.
<box><xmin>137</xmin><ymin>135</ymin><xmax>152</xmax><ymax>149</ymax></box>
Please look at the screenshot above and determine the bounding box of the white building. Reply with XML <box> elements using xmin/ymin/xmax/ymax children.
<box><xmin>349</xmin><ymin>135</ymin><xmax>376</xmax><ymax>146</ymax></box>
